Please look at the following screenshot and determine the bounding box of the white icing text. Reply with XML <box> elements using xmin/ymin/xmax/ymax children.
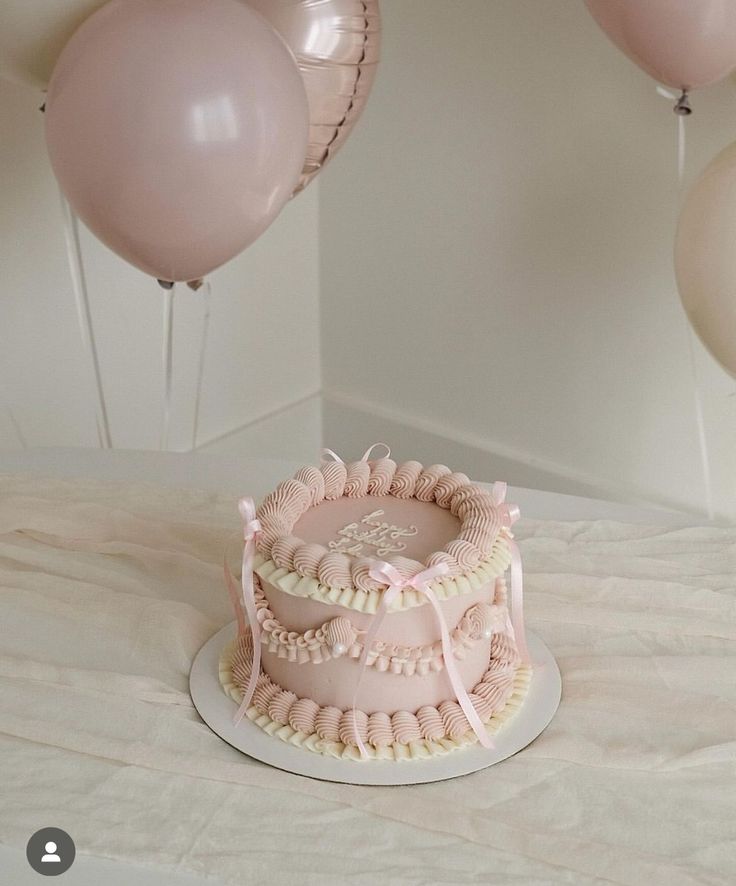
<box><xmin>328</xmin><ymin>509</ymin><xmax>418</xmax><ymax>557</ymax></box>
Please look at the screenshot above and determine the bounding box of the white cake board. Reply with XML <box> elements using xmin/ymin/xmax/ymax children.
<box><xmin>190</xmin><ymin>622</ymin><xmax>561</xmax><ymax>786</ymax></box>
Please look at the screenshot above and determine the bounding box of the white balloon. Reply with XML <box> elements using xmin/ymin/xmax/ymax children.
<box><xmin>0</xmin><ymin>0</ymin><xmax>107</xmax><ymax>90</ymax></box>
<box><xmin>675</xmin><ymin>142</ymin><xmax>736</xmax><ymax>379</ymax></box>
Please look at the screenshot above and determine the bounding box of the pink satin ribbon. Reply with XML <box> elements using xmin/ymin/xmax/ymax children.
<box><xmin>492</xmin><ymin>481</ymin><xmax>530</xmax><ymax>664</ymax></box>
<box><xmin>321</xmin><ymin>441</ymin><xmax>391</xmax><ymax>464</ymax></box>
<box><xmin>351</xmin><ymin>560</ymin><xmax>494</xmax><ymax>758</ymax></box>
<box><xmin>228</xmin><ymin>497</ymin><xmax>263</xmax><ymax>727</ymax></box>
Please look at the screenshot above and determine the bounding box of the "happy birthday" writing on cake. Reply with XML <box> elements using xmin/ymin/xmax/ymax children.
<box><xmin>328</xmin><ymin>509</ymin><xmax>418</xmax><ymax>557</ymax></box>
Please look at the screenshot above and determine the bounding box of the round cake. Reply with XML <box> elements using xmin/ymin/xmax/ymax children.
<box><xmin>220</xmin><ymin>445</ymin><xmax>531</xmax><ymax>761</ymax></box>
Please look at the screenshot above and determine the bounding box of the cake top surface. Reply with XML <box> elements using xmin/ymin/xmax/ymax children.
<box><xmin>254</xmin><ymin>445</ymin><xmax>512</xmax><ymax>600</ymax></box>
<box><xmin>294</xmin><ymin>495</ymin><xmax>460</xmax><ymax>562</ymax></box>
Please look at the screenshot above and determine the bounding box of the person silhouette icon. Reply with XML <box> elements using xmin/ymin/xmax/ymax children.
<box><xmin>41</xmin><ymin>842</ymin><xmax>61</xmax><ymax>863</ymax></box>
<box><xmin>27</xmin><ymin>828</ymin><xmax>75</xmax><ymax>875</ymax></box>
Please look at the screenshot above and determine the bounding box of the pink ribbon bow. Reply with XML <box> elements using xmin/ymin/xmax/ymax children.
<box><xmin>226</xmin><ymin>497</ymin><xmax>263</xmax><ymax>727</ymax></box>
<box><xmin>351</xmin><ymin>560</ymin><xmax>494</xmax><ymax>758</ymax></box>
<box><xmin>492</xmin><ymin>481</ymin><xmax>530</xmax><ymax>664</ymax></box>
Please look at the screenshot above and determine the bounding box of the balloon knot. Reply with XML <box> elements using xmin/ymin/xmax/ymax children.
<box><xmin>674</xmin><ymin>90</ymin><xmax>692</xmax><ymax>116</ymax></box>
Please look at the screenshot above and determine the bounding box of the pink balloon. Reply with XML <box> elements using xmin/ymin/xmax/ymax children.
<box><xmin>247</xmin><ymin>0</ymin><xmax>381</xmax><ymax>194</ymax></box>
<box><xmin>584</xmin><ymin>0</ymin><xmax>736</xmax><ymax>91</ymax></box>
<box><xmin>45</xmin><ymin>0</ymin><xmax>309</xmax><ymax>282</ymax></box>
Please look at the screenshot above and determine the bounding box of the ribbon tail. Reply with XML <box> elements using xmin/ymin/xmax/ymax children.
<box><xmin>233</xmin><ymin>536</ymin><xmax>262</xmax><ymax>726</ymax></box>
<box><xmin>424</xmin><ymin>588</ymin><xmax>493</xmax><ymax>750</ymax></box>
<box><xmin>351</xmin><ymin>591</ymin><xmax>394</xmax><ymax>759</ymax></box>
<box><xmin>223</xmin><ymin>554</ymin><xmax>246</xmax><ymax>637</ymax></box>
<box><xmin>508</xmin><ymin>538</ymin><xmax>530</xmax><ymax>665</ymax></box>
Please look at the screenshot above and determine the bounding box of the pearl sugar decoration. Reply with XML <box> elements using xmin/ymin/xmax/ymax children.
<box><xmin>325</xmin><ymin>616</ymin><xmax>357</xmax><ymax>657</ymax></box>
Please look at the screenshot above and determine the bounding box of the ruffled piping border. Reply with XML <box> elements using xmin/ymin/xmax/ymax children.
<box><xmin>253</xmin><ymin>535</ymin><xmax>512</xmax><ymax>614</ymax></box>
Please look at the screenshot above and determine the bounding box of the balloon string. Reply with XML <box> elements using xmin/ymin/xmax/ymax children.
<box><xmin>677</xmin><ymin>112</ymin><xmax>685</xmax><ymax>183</ymax></box>
<box><xmin>657</xmin><ymin>86</ymin><xmax>715</xmax><ymax>520</ymax></box>
<box><xmin>59</xmin><ymin>191</ymin><xmax>112</xmax><ymax>449</ymax></box>
<box><xmin>160</xmin><ymin>286</ymin><xmax>175</xmax><ymax>451</ymax></box>
<box><xmin>685</xmin><ymin>326</ymin><xmax>714</xmax><ymax>518</ymax></box>
<box><xmin>191</xmin><ymin>281</ymin><xmax>211</xmax><ymax>451</ymax></box>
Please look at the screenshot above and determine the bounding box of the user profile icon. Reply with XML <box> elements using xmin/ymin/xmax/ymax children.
<box><xmin>42</xmin><ymin>841</ymin><xmax>61</xmax><ymax>863</ymax></box>
<box><xmin>26</xmin><ymin>828</ymin><xmax>75</xmax><ymax>876</ymax></box>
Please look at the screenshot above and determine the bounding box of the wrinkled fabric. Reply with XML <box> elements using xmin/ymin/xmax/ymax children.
<box><xmin>0</xmin><ymin>473</ymin><xmax>734</xmax><ymax>885</ymax></box>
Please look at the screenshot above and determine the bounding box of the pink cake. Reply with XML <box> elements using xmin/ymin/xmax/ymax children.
<box><xmin>219</xmin><ymin>445</ymin><xmax>531</xmax><ymax>761</ymax></box>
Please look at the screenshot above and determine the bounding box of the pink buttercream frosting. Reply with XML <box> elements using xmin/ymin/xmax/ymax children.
<box><xmin>320</xmin><ymin>461</ymin><xmax>347</xmax><ymax>500</ymax></box>
<box><xmin>254</xmin><ymin>570</ymin><xmax>510</xmax><ymax>676</ymax></box>
<box><xmin>433</xmin><ymin>472</ymin><xmax>471</xmax><ymax>508</ymax></box>
<box><xmin>414</xmin><ymin>464</ymin><xmax>452</xmax><ymax>501</ymax></box>
<box><xmin>474</xmin><ymin>678</ymin><xmax>511</xmax><ymax>711</ymax></box>
<box><xmin>351</xmin><ymin>557</ymin><xmax>386</xmax><ymax>592</ymax></box>
<box><xmin>257</xmin><ymin>480</ymin><xmax>311</xmax><ymax>553</ymax></box>
<box><xmin>268</xmin><ymin>689</ymin><xmax>298</xmax><ymax>725</ymax></box>
<box><xmin>288</xmin><ymin>697</ymin><xmax>320</xmax><ymax>734</ymax></box>
<box><xmin>315</xmin><ymin>706</ymin><xmax>342</xmax><ymax>741</ymax></box>
<box><xmin>343</xmin><ymin>461</ymin><xmax>371</xmax><ymax>497</ymax></box>
<box><xmin>339</xmin><ymin>709</ymin><xmax>368</xmax><ymax>744</ymax></box>
<box><xmin>226</xmin><ymin>621</ymin><xmax>523</xmax><ymax>749</ymax></box>
<box><xmin>316</xmin><ymin>551</ymin><xmax>353</xmax><ymax>590</ymax></box>
<box><xmin>467</xmin><ymin>690</ymin><xmax>491</xmax><ymax>720</ymax></box>
<box><xmin>292</xmin><ymin>542</ymin><xmax>329</xmax><ymax>579</ymax></box>
<box><xmin>231</xmin><ymin>631</ymin><xmax>255</xmax><ymax>684</ymax></box>
<box><xmin>253</xmin><ymin>454</ymin><xmax>511</xmax><ymax>600</ymax></box>
<box><xmin>445</xmin><ymin>539</ymin><xmax>482</xmax><ymax>570</ymax></box>
<box><xmin>270</xmin><ymin>534</ymin><xmax>302</xmax><ymax>570</ymax></box>
<box><xmin>453</xmin><ymin>489</ymin><xmax>499</xmax><ymax>522</ymax></box>
<box><xmin>252</xmin><ymin>679</ymin><xmax>280</xmax><ymax>712</ymax></box>
<box><xmin>425</xmin><ymin>550</ymin><xmax>461</xmax><ymax>576</ymax></box>
<box><xmin>389</xmin><ymin>461</ymin><xmax>423</xmax><ymax>498</ymax></box>
<box><xmin>366</xmin><ymin>711</ymin><xmax>394</xmax><ymax>747</ymax></box>
<box><xmin>292</xmin><ymin>466</ymin><xmax>326</xmax><ymax>505</ymax></box>
<box><xmin>416</xmin><ymin>705</ymin><xmax>445</xmax><ymax>740</ymax></box>
<box><xmin>391</xmin><ymin>710</ymin><xmax>422</xmax><ymax>744</ymax></box>
<box><xmin>438</xmin><ymin>700</ymin><xmax>469</xmax><ymax>739</ymax></box>
<box><xmin>366</xmin><ymin>458</ymin><xmax>397</xmax><ymax>494</ymax></box>
<box><xmin>325</xmin><ymin>616</ymin><xmax>357</xmax><ymax>653</ymax></box>
<box><xmin>460</xmin><ymin>509</ymin><xmax>501</xmax><ymax>552</ymax></box>
<box><xmin>269</xmin><ymin>479</ymin><xmax>311</xmax><ymax>521</ymax></box>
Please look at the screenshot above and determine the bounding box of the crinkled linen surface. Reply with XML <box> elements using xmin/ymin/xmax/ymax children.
<box><xmin>0</xmin><ymin>473</ymin><xmax>734</xmax><ymax>886</ymax></box>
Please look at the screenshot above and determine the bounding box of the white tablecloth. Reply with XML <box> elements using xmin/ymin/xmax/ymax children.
<box><xmin>0</xmin><ymin>472</ymin><xmax>734</xmax><ymax>885</ymax></box>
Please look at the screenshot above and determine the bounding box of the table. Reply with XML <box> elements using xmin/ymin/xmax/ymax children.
<box><xmin>0</xmin><ymin>449</ymin><xmax>732</xmax><ymax>886</ymax></box>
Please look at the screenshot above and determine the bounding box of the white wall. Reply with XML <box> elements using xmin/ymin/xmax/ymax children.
<box><xmin>319</xmin><ymin>0</ymin><xmax>736</xmax><ymax>519</ymax></box>
<box><xmin>3</xmin><ymin>3</ymin><xmax>735</xmax><ymax>519</ymax></box>
<box><xmin>0</xmin><ymin>77</ymin><xmax>322</xmax><ymax>461</ymax></box>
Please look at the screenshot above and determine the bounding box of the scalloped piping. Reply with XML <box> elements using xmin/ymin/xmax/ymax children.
<box><xmin>255</xmin><ymin>457</ymin><xmax>509</xmax><ymax>596</ymax></box>
<box><xmin>220</xmin><ymin>633</ymin><xmax>531</xmax><ymax>761</ymax></box>
<box><xmin>253</xmin><ymin>534</ymin><xmax>512</xmax><ymax>614</ymax></box>
<box><xmin>256</xmin><ymin>576</ymin><xmax>511</xmax><ymax>676</ymax></box>
<box><xmin>220</xmin><ymin>642</ymin><xmax>531</xmax><ymax>762</ymax></box>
